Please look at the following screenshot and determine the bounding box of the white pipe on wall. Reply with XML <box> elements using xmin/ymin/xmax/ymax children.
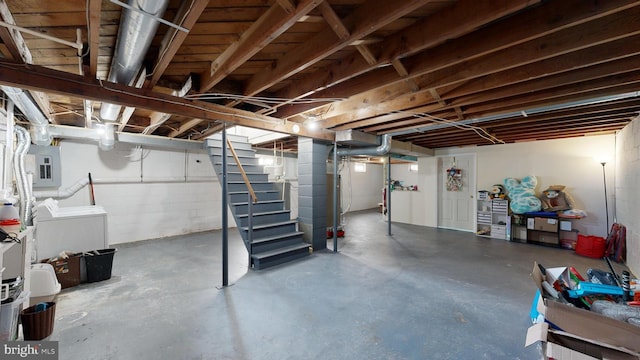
<box><xmin>33</xmin><ymin>176</ymin><xmax>215</xmax><ymax>199</ymax></box>
<box><xmin>33</xmin><ymin>177</ymin><xmax>89</xmax><ymax>199</ymax></box>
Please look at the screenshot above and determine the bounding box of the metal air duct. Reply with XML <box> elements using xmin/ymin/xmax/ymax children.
<box><xmin>99</xmin><ymin>0</ymin><xmax>170</xmax><ymax>121</ymax></box>
<box><xmin>336</xmin><ymin>134</ymin><xmax>392</xmax><ymax>157</ymax></box>
<box><xmin>13</xmin><ymin>126</ymin><xmax>33</xmax><ymax>226</ymax></box>
<box><xmin>1</xmin><ymin>86</ymin><xmax>51</xmax><ymax>146</ymax></box>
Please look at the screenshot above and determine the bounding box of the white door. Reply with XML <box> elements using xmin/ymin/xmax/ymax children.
<box><xmin>437</xmin><ymin>154</ymin><xmax>476</xmax><ymax>231</ymax></box>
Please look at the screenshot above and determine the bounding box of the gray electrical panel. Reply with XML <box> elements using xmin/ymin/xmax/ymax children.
<box><xmin>28</xmin><ymin>145</ymin><xmax>61</xmax><ymax>188</ymax></box>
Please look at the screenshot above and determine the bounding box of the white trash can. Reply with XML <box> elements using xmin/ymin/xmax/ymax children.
<box><xmin>29</xmin><ymin>263</ymin><xmax>61</xmax><ymax>304</ymax></box>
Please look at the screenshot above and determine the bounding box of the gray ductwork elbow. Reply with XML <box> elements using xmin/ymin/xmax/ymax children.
<box><xmin>336</xmin><ymin>134</ymin><xmax>392</xmax><ymax>157</ymax></box>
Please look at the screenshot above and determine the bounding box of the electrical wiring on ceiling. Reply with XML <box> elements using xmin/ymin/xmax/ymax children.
<box><xmin>0</xmin><ymin>62</ymin><xmax>294</xmax><ymax>128</ymax></box>
<box><xmin>184</xmin><ymin>93</ymin><xmax>345</xmax><ymax>105</ymax></box>
<box><xmin>391</xmin><ymin>110</ymin><xmax>505</xmax><ymax>144</ymax></box>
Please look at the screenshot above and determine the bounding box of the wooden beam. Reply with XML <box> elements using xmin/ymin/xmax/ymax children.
<box><xmin>465</xmin><ymin>72</ymin><xmax>640</xmax><ymax>120</ymax></box>
<box><xmin>407</xmin><ymin>8</ymin><xmax>640</xmax><ymax>100</ymax></box>
<box><xmin>168</xmin><ymin>118</ymin><xmax>204</xmax><ymax>138</ymax></box>
<box><xmin>191</xmin><ymin>122</ymin><xmax>225</xmax><ymax>140</ymax></box>
<box><xmin>448</xmin><ymin>56</ymin><xmax>640</xmax><ymax>109</ymax></box>
<box><xmin>318</xmin><ymin>1</ymin><xmax>349</xmax><ymax>40</ymax></box>
<box><xmin>355</xmin><ymin>44</ymin><xmax>377</xmax><ymax>65</ymax></box>
<box><xmin>274</xmin><ymin>0</ymin><xmax>639</xmax><ymax>118</ymax></box>
<box><xmin>289</xmin><ymin>6</ymin><xmax>640</xmax><ymax>128</ymax></box>
<box><xmin>331</xmin><ymin>102</ymin><xmax>439</xmax><ymax>131</ymax></box>
<box><xmin>392</xmin><ymin>59</ymin><xmax>419</xmax><ymax>92</ymax></box>
<box><xmin>0</xmin><ymin>59</ymin><xmax>334</xmax><ymax>141</ymax></box>
<box><xmin>272</xmin><ymin>0</ymin><xmax>541</xmax><ymax>117</ymax></box>
<box><xmin>242</xmin><ymin>0</ymin><xmax>433</xmax><ymax>97</ymax></box>
<box><xmin>428</xmin><ymin>88</ymin><xmax>446</xmax><ymax>106</ymax></box>
<box><xmin>199</xmin><ymin>0</ymin><xmax>321</xmax><ymax>92</ymax></box>
<box><xmin>463</xmin><ymin>76</ymin><xmax>640</xmax><ymax>119</ymax></box>
<box><xmin>314</xmin><ymin>88</ymin><xmax>436</xmax><ymax>128</ymax></box>
<box><xmin>118</xmin><ymin>70</ymin><xmax>147</xmax><ymax>131</ymax></box>
<box><xmin>454</xmin><ymin>107</ymin><xmax>464</xmax><ymax>120</ymax></box>
<box><xmin>146</xmin><ymin>0</ymin><xmax>209</xmax><ymax>89</ymax></box>
<box><xmin>0</xmin><ymin>0</ymin><xmax>31</xmax><ymax>63</ymax></box>
<box><xmin>440</xmin><ymin>34</ymin><xmax>640</xmax><ymax>101</ymax></box>
<box><xmin>87</xmin><ymin>0</ymin><xmax>101</xmax><ymax>78</ymax></box>
<box><xmin>0</xmin><ymin>0</ymin><xmax>55</xmax><ymax>123</ymax></box>
<box><xmin>276</xmin><ymin>0</ymin><xmax>296</xmax><ymax>13</ymax></box>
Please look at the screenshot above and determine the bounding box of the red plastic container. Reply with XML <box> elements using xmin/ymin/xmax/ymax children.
<box><xmin>575</xmin><ymin>234</ymin><xmax>606</xmax><ymax>258</ymax></box>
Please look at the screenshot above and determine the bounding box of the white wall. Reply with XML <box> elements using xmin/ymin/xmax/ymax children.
<box><xmin>433</xmin><ymin>135</ymin><xmax>616</xmax><ymax>238</ymax></box>
<box><xmin>389</xmin><ymin>158</ymin><xmax>439</xmax><ymax>227</ymax></box>
<box><xmin>340</xmin><ymin>160</ymin><xmax>384</xmax><ymax>212</ymax></box>
<box><xmin>257</xmin><ymin>153</ymin><xmax>299</xmax><ymax>219</ymax></box>
<box><xmin>615</xmin><ymin>118</ymin><xmax>640</xmax><ymax>276</ymax></box>
<box><xmin>45</xmin><ymin>139</ymin><xmax>225</xmax><ymax>245</ymax></box>
<box><xmin>28</xmin><ymin>132</ymin><xmax>632</xmax><ymax>270</ymax></box>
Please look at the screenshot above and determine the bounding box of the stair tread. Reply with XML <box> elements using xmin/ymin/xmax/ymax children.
<box><xmin>237</xmin><ymin>210</ymin><xmax>290</xmax><ymax>218</ymax></box>
<box><xmin>250</xmin><ymin>231</ymin><xmax>304</xmax><ymax>244</ymax></box>
<box><xmin>214</xmin><ymin>162</ymin><xmax>260</xmax><ymax>165</ymax></box>
<box><xmin>233</xmin><ymin>199</ymin><xmax>283</xmax><ymax>205</ymax></box>
<box><xmin>228</xmin><ymin>180</ymin><xmax>270</xmax><ymax>183</ymax></box>
<box><xmin>217</xmin><ymin>171</ymin><xmax>266</xmax><ymax>175</ymax></box>
<box><xmin>251</xmin><ymin>242</ymin><xmax>310</xmax><ymax>259</ymax></box>
<box><xmin>210</xmin><ymin>152</ymin><xmax>256</xmax><ymax>156</ymax></box>
<box><xmin>241</xmin><ymin>220</ymin><xmax>296</xmax><ymax>230</ymax></box>
<box><xmin>229</xmin><ymin>190</ymin><xmax>279</xmax><ymax>194</ymax></box>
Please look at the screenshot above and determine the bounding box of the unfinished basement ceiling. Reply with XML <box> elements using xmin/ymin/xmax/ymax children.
<box><xmin>0</xmin><ymin>0</ymin><xmax>638</xmax><ymax>152</ymax></box>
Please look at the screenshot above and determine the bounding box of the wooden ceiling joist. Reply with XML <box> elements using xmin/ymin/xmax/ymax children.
<box><xmin>286</xmin><ymin>8</ymin><xmax>640</xmax><ymax>132</ymax></box>
<box><xmin>241</xmin><ymin>0</ymin><xmax>434</xmax><ymax>97</ymax></box>
<box><xmin>87</xmin><ymin>0</ymin><xmax>101</xmax><ymax>78</ymax></box>
<box><xmin>198</xmin><ymin>0</ymin><xmax>321</xmax><ymax>92</ymax></box>
<box><xmin>272</xmin><ymin>0</ymin><xmax>539</xmax><ymax>118</ymax></box>
<box><xmin>275</xmin><ymin>0</ymin><xmax>640</xmax><ymax>119</ymax></box>
<box><xmin>146</xmin><ymin>0</ymin><xmax>209</xmax><ymax>89</ymax></box>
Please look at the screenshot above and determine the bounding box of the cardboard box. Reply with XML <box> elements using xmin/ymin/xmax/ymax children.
<box><xmin>527</xmin><ymin>262</ymin><xmax>640</xmax><ymax>359</ymax></box>
<box><xmin>560</xmin><ymin>230</ymin><xmax>579</xmax><ymax>249</ymax></box>
<box><xmin>526</xmin><ymin>322</ymin><xmax>639</xmax><ymax>359</ymax></box>
<box><xmin>534</xmin><ymin>217</ymin><xmax>558</xmax><ymax>232</ymax></box>
<box><xmin>529</xmin><ymin>231</ymin><xmax>559</xmax><ymax>245</ymax></box>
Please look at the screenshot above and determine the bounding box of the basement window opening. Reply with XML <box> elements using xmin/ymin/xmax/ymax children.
<box><xmin>258</xmin><ymin>156</ymin><xmax>274</xmax><ymax>166</ymax></box>
<box><xmin>354</xmin><ymin>163</ymin><xmax>366</xmax><ymax>173</ymax></box>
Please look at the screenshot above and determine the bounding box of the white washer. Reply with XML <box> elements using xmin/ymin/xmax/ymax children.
<box><xmin>34</xmin><ymin>199</ymin><xmax>108</xmax><ymax>260</ymax></box>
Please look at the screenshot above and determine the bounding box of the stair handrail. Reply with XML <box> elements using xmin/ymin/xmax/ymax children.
<box><xmin>226</xmin><ymin>138</ymin><xmax>258</xmax><ymax>203</ymax></box>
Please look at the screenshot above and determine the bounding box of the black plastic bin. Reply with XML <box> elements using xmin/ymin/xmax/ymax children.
<box><xmin>84</xmin><ymin>249</ymin><xmax>117</xmax><ymax>283</ymax></box>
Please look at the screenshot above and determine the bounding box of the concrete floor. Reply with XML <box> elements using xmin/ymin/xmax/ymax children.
<box><xmin>48</xmin><ymin>210</ymin><xmax>627</xmax><ymax>360</ymax></box>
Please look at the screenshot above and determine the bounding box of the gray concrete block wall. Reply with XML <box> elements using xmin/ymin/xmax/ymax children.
<box><xmin>298</xmin><ymin>137</ymin><xmax>328</xmax><ymax>250</ymax></box>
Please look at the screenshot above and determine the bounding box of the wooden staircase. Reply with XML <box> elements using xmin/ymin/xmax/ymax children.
<box><xmin>205</xmin><ymin>133</ymin><xmax>311</xmax><ymax>270</ymax></box>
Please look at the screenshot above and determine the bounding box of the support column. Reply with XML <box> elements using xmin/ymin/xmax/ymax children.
<box><xmin>221</xmin><ymin>125</ymin><xmax>228</xmax><ymax>286</ymax></box>
<box><xmin>297</xmin><ymin>137</ymin><xmax>327</xmax><ymax>251</ymax></box>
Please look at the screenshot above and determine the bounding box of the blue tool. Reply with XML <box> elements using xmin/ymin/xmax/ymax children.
<box><xmin>566</xmin><ymin>282</ymin><xmax>624</xmax><ymax>298</ymax></box>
